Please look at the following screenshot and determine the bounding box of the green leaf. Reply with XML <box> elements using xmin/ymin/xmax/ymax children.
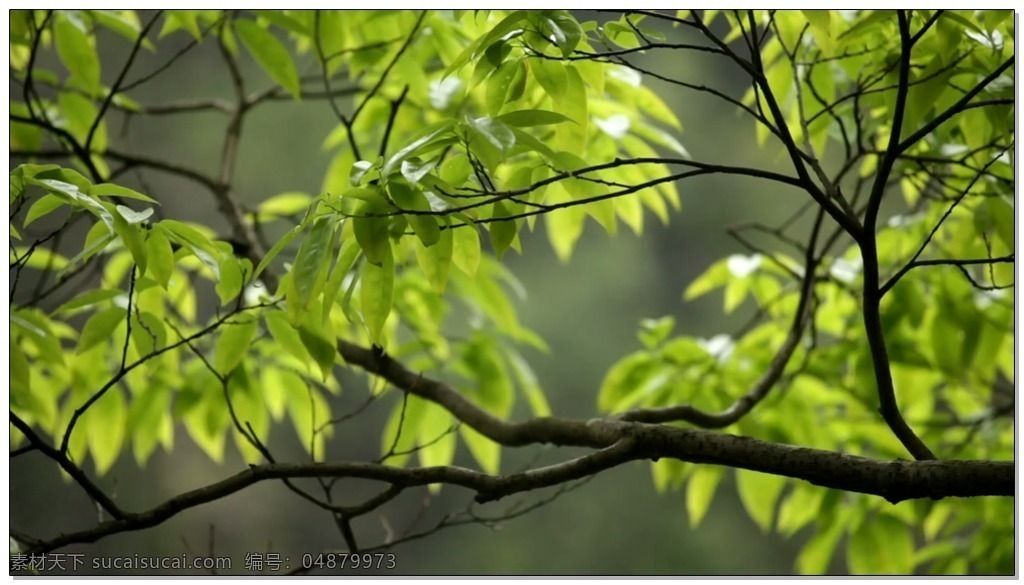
<box><xmin>598</xmin><ymin>352</ymin><xmax>651</xmax><ymax>412</ymax></box>
<box><xmin>383</xmin><ymin>119</ymin><xmax>456</xmax><ymax>175</ymax></box>
<box><xmin>686</xmin><ymin>466</ymin><xmax>723</xmax><ymax>528</ymax></box>
<box><xmin>90</xmin><ymin>10</ymin><xmax>154</xmax><ymax>49</ymax></box>
<box><xmin>35</xmin><ymin>179</ymin><xmax>113</xmax><ymax>230</ymax></box>
<box><xmin>54</xmin><ymin>13</ymin><xmax>101</xmax><ymax>93</ymax></box>
<box><xmin>145</xmin><ymin>229</ymin><xmax>174</xmax><ymax>289</ymax></box>
<box><xmin>796</xmin><ymin>514</ymin><xmax>845</xmax><ymax>574</ymax></box>
<box><xmin>353</xmin><ymin>203</ymin><xmax>392</xmax><ymax>266</ymax></box>
<box><xmin>389</xmin><ymin>182</ymin><xmax>440</xmax><ymax>247</ymax></box>
<box><xmin>462</xmin><ymin>336</ymin><xmax>514</xmax><ymax>417</ymax></box>
<box><xmin>736</xmin><ymin>469</ymin><xmax>786</xmax><ymax>532</ymax></box>
<box><xmin>216</xmin><ymin>255</ymin><xmax>246</xmax><ymax>305</ymax></box>
<box><xmin>360</xmin><ymin>245</ymin><xmax>394</xmax><ymax>343</ymax></box>
<box><xmin>349</xmin><ymin>161</ymin><xmax>375</xmax><ymax>187</ymax></box>
<box><xmin>400</xmin><ymin>158</ymin><xmax>436</xmax><ymax>185</ymax></box>
<box><xmin>130</xmin><ymin>311</ymin><xmax>166</xmax><ymax>357</ymax></box>
<box><xmin>544</xmin><ymin>185</ymin><xmax>585</xmax><ymax>262</ymax></box>
<box><xmin>381</xmin><ymin>394</ymin><xmax>427</xmax><ymax>467</ymax></box>
<box><xmin>77</xmin><ymin>307</ymin><xmax>126</xmax><ymax>353</ymax></box>
<box><xmin>451</xmin><ymin>224</ymin><xmax>481</xmax><ymax>276</ymax></box>
<box><xmin>56</xmin><ymin>288</ymin><xmax>122</xmax><ymax>315</ymax></box>
<box><xmin>847</xmin><ymin>514</ymin><xmax>914</xmax><ymax>574</ymax></box>
<box><xmin>264</xmin><ymin>309</ymin><xmax>312</xmax><ymax>364</ymax></box>
<box><xmin>254</xmin><ymin>225</ymin><xmax>301</xmax><ymax>283</ymax></box>
<box><xmin>24</xmin><ymin>194</ymin><xmax>67</xmax><ymax>227</ymax></box>
<box><xmin>485</xmin><ymin>60</ymin><xmax>525</xmax><ymax>116</ymax></box>
<box><xmin>298</xmin><ymin>325</ymin><xmax>337</xmax><ymax>381</ymax></box>
<box><xmin>91</xmin><ymin>183</ymin><xmax>159</xmax><ymax>203</ymax></box>
<box><xmin>488</xmin><ymin>202</ymin><xmax>517</xmax><ymax>259</ymax></box>
<box><xmin>112</xmin><ymin>213</ymin><xmax>148</xmax><ymax>276</ymax></box>
<box><xmin>321</xmin><ymin>238</ymin><xmax>360</xmax><ymax>321</ymax></box>
<box><xmin>115</xmin><ymin>204</ymin><xmax>154</xmax><ymax>224</ymax></box>
<box><xmin>415</xmin><ymin>220</ymin><xmax>453</xmax><ymax>293</ymax></box>
<box><xmin>257</xmin><ymin>191</ymin><xmax>312</xmax><ymax>218</ymax></box>
<box><xmin>87</xmin><ymin>386</ymin><xmax>126</xmax><ymax>474</ymax></box>
<box><xmin>234</xmin><ymin>19</ymin><xmax>301</xmax><ymax>99</ymax></box>
<box><xmin>496</xmin><ymin>109</ymin><xmax>574</xmax><ymax>127</ymax></box>
<box><xmin>545</xmin><ymin>11</ymin><xmax>583</xmax><ymax>57</ymax></box>
<box><xmin>11</xmin><ymin>247</ymin><xmax>69</xmax><ymax>271</ymax></box>
<box><xmin>128</xmin><ymin>384</ymin><xmax>171</xmax><ymax>464</ymax></box>
<box><xmin>638</xmin><ymin>316</ymin><xmax>675</xmax><ymax>349</ymax></box>
<box><xmin>460</xmin><ymin>425</ymin><xmax>500</xmax><ymax>474</ymax></box>
<box><xmin>443</xmin><ymin>10</ymin><xmax>526</xmax><ymax>77</ymax></box>
<box><xmin>467</xmin><ymin>116</ymin><xmax>516</xmax><ymax>152</ymax></box>
<box><xmin>213</xmin><ymin>317</ymin><xmax>258</xmax><ymax>375</ymax></box>
<box><xmin>801</xmin><ymin>10</ymin><xmax>831</xmax><ymax>36</ymax></box>
<box><xmin>506</xmin><ymin>349</ymin><xmax>550</xmax><ymax>417</ymax></box>
<box><xmin>777</xmin><ymin>483</ymin><xmax>826</xmax><ymax>536</ymax></box>
<box><xmin>288</xmin><ymin>216</ymin><xmax>337</xmax><ymax>313</ymax></box>
<box><xmin>418</xmin><ymin>401</ymin><xmax>457</xmax><ymax>470</ymax></box>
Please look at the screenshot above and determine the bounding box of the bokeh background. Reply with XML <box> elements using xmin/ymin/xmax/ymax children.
<box><xmin>11</xmin><ymin>10</ymin><xmax>832</xmax><ymax>575</ymax></box>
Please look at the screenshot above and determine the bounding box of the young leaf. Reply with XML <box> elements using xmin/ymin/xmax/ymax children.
<box><xmin>289</xmin><ymin>216</ymin><xmax>337</xmax><ymax>314</ymax></box>
<box><xmin>254</xmin><ymin>225</ymin><xmax>302</xmax><ymax>283</ymax></box>
<box><xmin>353</xmin><ymin>203</ymin><xmax>392</xmax><ymax>266</ymax></box>
<box><xmin>216</xmin><ymin>256</ymin><xmax>246</xmax><ymax>305</ymax></box>
<box><xmin>847</xmin><ymin>514</ymin><xmax>914</xmax><ymax>574</ymax></box>
<box><xmin>451</xmin><ymin>224</ymin><xmax>481</xmax><ymax>276</ymax></box>
<box><xmin>234</xmin><ymin>19</ymin><xmax>301</xmax><ymax>99</ymax></box>
<box><xmin>736</xmin><ymin>469</ymin><xmax>787</xmax><ymax>533</ymax></box>
<box><xmin>112</xmin><ymin>213</ymin><xmax>148</xmax><ymax>276</ymax></box>
<box><xmin>389</xmin><ymin>182</ymin><xmax>440</xmax><ymax>246</ymax></box>
<box><xmin>298</xmin><ymin>325</ymin><xmax>336</xmax><ymax>381</ymax></box>
<box><xmin>213</xmin><ymin>317</ymin><xmax>259</xmax><ymax>375</ymax></box>
<box><xmin>496</xmin><ymin>109</ymin><xmax>574</xmax><ymax>127</ymax></box>
<box><xmin>87</xmin><ymin>386</ymin><xmax>126</xmax><ymax>474</ymax></box>
<box><xmin>145</xmin><ymin>229</ymin><xmax>174</xmax><ymax>289</ymax></box>
<box><xmin>417</xmin><ymin>401</ymin><xmax>458</xmax><ymax>470</ymax></box>
<box><xmin>54</xmin><ymin>13</ymin><xmax>101</xmax><ymax>93</ymax></box>
<box><xmin>91</xmin><ymin>183</ymin><xmax>159</xmax><ymax>203</ymax></box>
<box><xmin>687</xmin><ymin>466</ymin><xmax>723</xmax><ymax>528</ymax></box>
<box><xmin>24</xmin><ymin>195</ymin><xmax>68</xmax><ymax>227</ymax></box>
<box><xmin>77</xmin><ymin>307</ymin><xmax>126</xmax><ymax>354</ymax></box>
<box><xmin>264</xmin><ymin>309</ymin><xmax>312</xmax><ymax>365</ymax></box>
<box><xmin>360</xmin><ymin>245</ymin><xmax>394</xmax><ymax>343</ymax></box>
<box><xmin>415</xmin><ymin>220</ymin><xmax>453</xmax><ymax>293</ymax></box>
<box><xmin>460</xmin><ymin>425</ymin><xmax>500</xmax><ymax>474</ymax></box>
<box><xmin>488</xmin><ymin>202</ymin><xmax>517</xmax><ymax>259</ymax></box>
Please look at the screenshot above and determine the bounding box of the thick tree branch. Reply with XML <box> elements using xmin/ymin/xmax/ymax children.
<box><xmin>24</xmin><ymin>423</ymin><xmax>1012</xmax><ymax>554</ymax></box>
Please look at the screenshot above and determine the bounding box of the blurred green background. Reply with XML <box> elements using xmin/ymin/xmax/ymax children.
<box><xmin>11</xmin><ymin>10</ymin><xmax>829</xmax><ymax>575</ymax></box>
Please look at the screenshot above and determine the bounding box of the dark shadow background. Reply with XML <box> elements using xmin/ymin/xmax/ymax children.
<box><xmin>10</xmin><ymin>10</ymin><xmax>841</xmax><ymax>575</ymax></box>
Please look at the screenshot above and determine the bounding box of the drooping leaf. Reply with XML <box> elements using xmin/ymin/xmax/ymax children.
<box><xmin>77</xmin><ymin>307</ymin><xmax>126</xmax><ymax>354</ymax></box>
<box><xmin>415</xmin><ymin>220</ymin><xmax>453</xmax><ymax>293</ymax></box>
<box><xmin>145</xmin><ymin>229</ymin><xmax>174</xmax><ymax>289</ymax></box>
<box><xmin>298</xmin><ymin>325</ymin><xmax>337</xmax><ymax>381</ymax></box>
<box><xmin>360</xmin><ymin>244</ymin><xmax>394</xmax><ymax>343</ymax></box>
<box><xmin>847</xmin><ymin>514</ymin><xmax>915</xmax><ymax>574</ymax></box>
<box><xmin>213</xmin><ymin>316</ymin><xmax>259</xmax><ymax>375</ymax></box>
<box><xmin>687</xmin><ymin>466</ymin><xmax>723</xmax><ymax>528</ymax></box>
<box><xmin>54</xmin><ymin>12</ymin><xmax>101</xmax><ymax>93</ymax></box>
<box><xmin>288</xmin><ymin>216</ymin><xmax>337</xmax><ymax>315</ymax></box>
<box><xmin>451</xmin><ymin>224</ymin><xmax>481</xmax><ymax>276</ymax></box>
<box><xmin>234</xmin><ymin>19</ymin><xmax>301</xmax><ymax>98</ymax></box>
<box><xmin>736</xmin><ymin>469</ymin><xmax>787</xmax><ymax>532</ymax></box>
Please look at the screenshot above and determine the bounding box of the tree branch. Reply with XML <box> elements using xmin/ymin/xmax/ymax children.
<box><xmin>24</xmin><ymin>424</ymin><xmax>1012</xmax><ymax>554</ymax></box>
